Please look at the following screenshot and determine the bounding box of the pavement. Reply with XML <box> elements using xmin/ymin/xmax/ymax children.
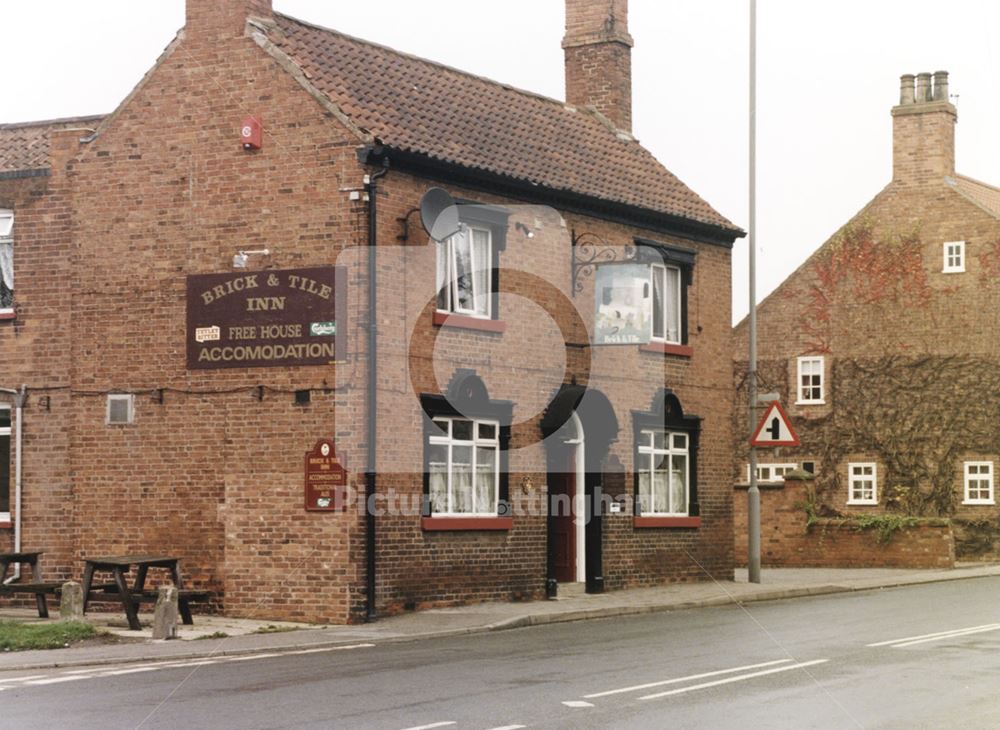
<box><xmin>1</xmin><ymin>563</ymin><xmax>998</xmax><ymax>672</ymax></box>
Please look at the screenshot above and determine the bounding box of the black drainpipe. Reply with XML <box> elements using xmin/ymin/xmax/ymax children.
<box><xmin>365</xmin><ymin>156</ymin><xmax>390</xmax><ymax>622</ymax></box>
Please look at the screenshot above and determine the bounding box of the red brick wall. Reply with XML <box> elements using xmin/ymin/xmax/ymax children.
<box><xmin>733</xmin><ymin>477</ymin><xmax>955</xmax><ymax>569</ymax></box>
<box><xmin>563</xmin><ymin>0</ymin><xmax>633</xmax><ymax>131</ymax></box>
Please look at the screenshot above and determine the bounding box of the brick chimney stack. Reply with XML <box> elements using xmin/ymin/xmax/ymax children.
<box><xmin>891</xmin><ymin>71</ymin><xmax>956</xmax><ymax>185</ymax></box>
<box><xmin>563</xmin><ymin>0</ymin><xmax>634</xmax><ymax>132</ymax></box>
<box><xmin>186</xmin><ymin>0</ymin><xmax>272</xmax><ymax>38</ymax></box>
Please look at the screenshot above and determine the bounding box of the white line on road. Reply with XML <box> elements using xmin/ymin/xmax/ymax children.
<box><xmin>485</xmin><ymin>725</ymin><xmax>527</xmax><ymax>730</ymax></box>
<box><xmin>562</xmin><ymin>700</ymin><xmax>595</xmax><ymax>708</ymax></box>
<box><xmin>639</xmin><ymin>659</ymin><xmax>829</xmax><ymax>700</ymax></box>
<box><xmin>24</xmin><ymin>675</ymin><xmax>90</xmax><ymax>686</ymax></box>
<box><xmin>285</xmin><ymin>643</ymin><xmax>376</xmax><ymax>655</ymax></box>
<box><xmin>98</xmin><ymin>666</ymin><xmax>162</xmax><ymax>676</ymax></box>
<box><xmin>583</xmin><ymin>659</ymin><xmax>791</xmax><ymax>698</ymax></box>
<box><xmin>892</xmin><ymin>624</ymin><xmax>1000</xmax><ymax>648</ymax></box>
<box><xmin>867</xmin><ymin>623</ymin><xmax>1000</xmax><ymax>647</ymax></box>
<box><xmin>0</xmin><ymin>674</ymin><xmax>46</xmax><ymax>683</ymax></box>
<box><xmin>397</xmin><ymin>723</ymin><xmax>456</xmax><ymax>730</ymax></box>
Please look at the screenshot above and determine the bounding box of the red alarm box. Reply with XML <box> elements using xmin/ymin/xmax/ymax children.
<box><xmin>240</xmin><ymin>115</ymin><xmax>262</xmax><ymax>150</ymax></box>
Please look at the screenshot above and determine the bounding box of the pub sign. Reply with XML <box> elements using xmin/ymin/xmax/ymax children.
<box><xmin>186</xmin><ymin>266</ymin><xmax>345</xmax><ymax>369</ymax></box>
<box><xmin>305</xmin><ymin>439</ymin><xmax>348</xmax><ymax>512</ymax></box>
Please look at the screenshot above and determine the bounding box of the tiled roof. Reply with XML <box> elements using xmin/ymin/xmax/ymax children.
<box><xmin>269</xmin><ymin>14</ymin><xmax>740</xmax><ymax>235</ymax></box>
<box><xmin>949</xmin><ymin>174</ymin><xmax>1000</xmax><ymax>219</ymax></box>
<box><xmin>0</xmin><ymin>116</ymin><xmax>104</xmax><ymax>175</ymax></box>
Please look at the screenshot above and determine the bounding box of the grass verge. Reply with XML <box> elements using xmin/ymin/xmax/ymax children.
<box><xmin>0</xmin><ymin>620</ymin><xmax>97</xmax><ymax>651</ymax></box>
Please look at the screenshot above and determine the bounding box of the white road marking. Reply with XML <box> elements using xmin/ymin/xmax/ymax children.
<box><xmin>225</xmin><ymin>652</ymin><xmax>284</xmax><ymax>661</ymax></box>
<box><xmin>892</xmin><ymin>624</ymin><xmax>1000</xmax><ymax>648</ymax></box>
<box><xmin>867</xmin><ymin>623</ymin><xmax>1000</xmax><ymax>647</ymax></box>
<box><xmin>285</xmin><ymin>643</ymin><xmax>376</xmax><ymax>655</ymax></box>
<box><xmin>485</xmin><ymin>725</ymin><xmax>527</xmax><ymax>730</ymax></box>
<box><xmin>24</xmin><ymin>675</ymin><xmax>90</xmax><ymax>686</ymax></box>
<box><xmin>98</xmin><ymin>666</ymin><xmax>161</xmax><ymax>676</ymax></box>
<box><xmin>583</xmin><ymin>659</ymin><xmax>791</xmax><ymax>698</ymax></box>
<box><xmin>562</xmin><ymin>700</ymin><xmax>595</xmax><ymax>708</ymax></box>
<box><xmin>639</xmin><ymin>659</ymin><xmax>829</xmax><ymax>700</ymax></box>
<box><xmin>397</xmin><ymin>723</ymin><xmax>456</xmax><ymax>730</ymax></box>
<box><xmin>0</xmin><ymin>674</ymin><xmax>46</xmax><ymax>683</ymax></box>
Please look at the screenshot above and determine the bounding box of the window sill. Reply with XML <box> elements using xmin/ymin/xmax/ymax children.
<box><xmin>942</xmin><ymin>269</ymin><xmax>965</xmax><ymax>274</ymax></box>
<box><xmin>795</xmin><ymin>400</ymin><xmax>825</xmax><ymax>406</ymax></box>
<box><xmin>962</xmin><ymin>500</ymin><xmax>995</xmax><ymax>506</ymax></box>
<box><xmin>422</xmin><ymin>516</ymin><xmax>513</xmax><ymax>531</ymax></box>
<box><xmin>0</xmin><ymin>521</ymin><xmax>11</xmax><ymax>529</ymax></box>
<box><xmin>0</xmin><ymin>310</ymin><xmax>14</xmax><ymax>321</ymax></box>
<box><xmin>433</xmin><ymin>311</ymin><xmax>507</xmax><ymax>334</ymax></box>
<box><xmin>846</xmin><ymin>500</ymin><xmax>878</xmax><ymax>506</ymax></box>
<box><xmin>639</xmin><ymin>342</ymin><xmax>693</xmax><ymax>358</ymax></box>
<box><xmin>634</xmin><ymin>516</ymin><xmax>701</xmax><ymax>528</ymax></box>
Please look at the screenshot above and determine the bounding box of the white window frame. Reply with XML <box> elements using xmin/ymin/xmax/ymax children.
<box><xmin>106</xmin><ymin>394</ymin><xmax>135</xmax><ymax>425</ymax></box>
<box><xmin>746</xmin><ymin>462</ymin><xmax>798</xmax><ymax>484</ymax></box>
<box><xmin>427</xmin><ymin>417</ymin><xmax>500</xmax><ymax>516</ymax></box>
<box><xmin>796</xmin><ymin>356</ymin><xmax>825</xmax><ymax>405</ymax></box>
<box><xmin>0</xmin><ymin>209</ymin><xmax>13</xmax><ymax>314</ymax></box>
<box><xmin>963</xmin><ymin>461</ymin><xmax>994</xmax><ymax>505</ymax></box>
<box><xmin>436</xmin><ymin>225</ymin><xmax>493</xmax><ymax>319</ymax></box>
<box><xmin>0</xmin><ymin>406</ymin><xmax>10</xmax><ymax>522</ymax></box>
<box><xmin>650</xmin><ymin>263</ymin><xmax>682</xmax><ymax>345</ymax></box>
<box><xmin>943</xmin><ymin>241</ymin><xmax>965</xmax><ymax>274</ymax></box>
<box><xmin>637</xmin><ymin>429</ymin><xmax>690</xmax><ymax>516</ymax></box>
<box><xmin>847</xmin><ymin>462</ymin><xmax>878</xmax><ymax>505</ymax></box>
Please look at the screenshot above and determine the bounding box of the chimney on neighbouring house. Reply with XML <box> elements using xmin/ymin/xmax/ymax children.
<box><xmin>891</xmin><ymin>71</ymin><xmax>956</xmax><ymax>185</ymax></box>
<box><xmin>185</xmin><ymin>0</ymin><xmax>272</xmax><ymax>38</ymax></box>
<box><xmin>563</xmin><ymin>0</ymin><xmax>634</xmax><ymax>132</ymax></box>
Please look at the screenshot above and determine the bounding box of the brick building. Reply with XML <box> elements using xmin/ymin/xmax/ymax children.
<box><xmin>1</xmin><ymin>0</ymin><xmax>742</xmax><ymax>623</ymax></box>
<box><xmin>734</xmin><ymin>72</ymin><xmax>1000</xmax><ymax>562</ymax></box>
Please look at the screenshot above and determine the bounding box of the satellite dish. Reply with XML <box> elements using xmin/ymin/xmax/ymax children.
<box><xmin>420</xmin><ymin>187</ymin><xmax>461</xmax><ymax>241</ymax></box>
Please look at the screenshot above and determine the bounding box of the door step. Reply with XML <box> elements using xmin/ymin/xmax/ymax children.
<box><xmin>550</xmin><ymin>582</ymin><xmax>588</xmax><ymax>600</ymax></box>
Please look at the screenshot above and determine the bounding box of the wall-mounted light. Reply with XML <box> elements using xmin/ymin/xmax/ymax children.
<box><xmin>515</xmin><ymin>222</ymin><xmax>534</xmax><ymax>239</ymax></box>
<box><xmin>232</xmin><ymin>248</ymin><xmax>271</xmax><ymax>268</ymax></box>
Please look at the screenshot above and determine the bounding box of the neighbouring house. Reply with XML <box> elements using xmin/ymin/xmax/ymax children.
<box><xmin>733</xmin><ymin>72</ymin><xmax>1000</xmax><ymax>564</ymax></box>
<box><xmin>0</xmin><ymin>0</ymin><xmax>742</xmax><ymax>623</ymax></box>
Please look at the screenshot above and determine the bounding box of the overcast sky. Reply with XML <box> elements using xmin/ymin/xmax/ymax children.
<box><xmin>4</xmin><ymin>1</ymin><xmax>1000</xmax><ymax>323</ymax></box>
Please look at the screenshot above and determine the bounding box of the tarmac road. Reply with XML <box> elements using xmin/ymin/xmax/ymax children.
<box><xmin>1</xmin><ymin>577</ymin><xmax>999</xmax><ymax>729</ymax></box>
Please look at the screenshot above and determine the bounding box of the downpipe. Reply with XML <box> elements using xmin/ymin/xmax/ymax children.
<box><xmin>1</xmin><ymin>385</ymin><xmax>24</xmax><ymax>584</ymax></box>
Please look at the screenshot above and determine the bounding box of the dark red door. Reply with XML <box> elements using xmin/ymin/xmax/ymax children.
<box><xmin>551</xmin><ymin>448</ymin><xmax>577</xmax><ymax>584</ymax></box>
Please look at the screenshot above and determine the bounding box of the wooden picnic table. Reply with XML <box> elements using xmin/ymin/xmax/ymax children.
<box><xmin>81</xmin><ymin>555</ymin><xmax>188</xmax><ymax>631</ymax></box>
<box><xmin>0</xmin><ymin>551</ymin><xmax>56</xmax><ymax>618</ymax></box>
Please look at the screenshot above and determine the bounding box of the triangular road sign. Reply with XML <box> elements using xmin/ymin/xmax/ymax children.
<box><xmin>750</xmin><ymin>401</ymin><xmax>800</xmax><ymax>447</ymax></box>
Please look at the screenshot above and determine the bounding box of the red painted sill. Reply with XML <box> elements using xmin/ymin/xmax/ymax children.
<box><xmin>433</xmin><ymin>311</ymin><xmax>507</xmax><ymax>334</ymax></box>
<box><xmin>422</xmin><ymin>517</ymin><xmax>513</xmax><ymax>531</ymax></box>
<box><xmin>0</xmin><ymin>522</ymin><xmax>12</xmax><ymax>529</ymax></box>
<box><xmin>633</xmin><ymin>516</ymin><xmax>701</xmax><ymax>529</ymax></box>
<box><xmin>639</xmin><ymin>342</ymin><xmax>693</xmax><ymax>358</ymax></box>
<box><xmin>0</xmin><ymin>311</ymin><xmax>15</xmax><ymax>321</ymax></box>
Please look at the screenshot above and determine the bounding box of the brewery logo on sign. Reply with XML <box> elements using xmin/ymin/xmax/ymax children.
<box><xmin>186</xmin><ymin>266</ymin><xmax>346</xmax><ymax>370</ymax></box>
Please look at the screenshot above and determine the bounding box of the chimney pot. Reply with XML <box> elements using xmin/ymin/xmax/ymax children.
<box><xmin>933</xmin><ymin>70</ymin><xmax>949</xmax><ymax>102</ymax></box>
<box><xmin>916</xmin><ymin>72</ymin><xmax>932</xmax><ymax>103</ymax></box>
<box><xmin>899</xmin><ymin>74</ymin><xmax>915</xmax><ymax>105</ymax></box>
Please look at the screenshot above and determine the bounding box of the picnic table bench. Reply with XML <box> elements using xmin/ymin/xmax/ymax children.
<box><xmin>0</xmin><ymin>551</ymin><xmax>59</xmax><ymax>618</ymax></box>
<box><xmin>82</xmin><ymin>555</ymin><xmax>209</xmax><ymax>631</ymax></box>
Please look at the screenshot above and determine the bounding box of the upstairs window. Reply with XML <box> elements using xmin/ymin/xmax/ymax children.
<box><xmin>0</xmin><ymin>407</ymin><xmax>9</xmax><ymax>520</ymax></box>
<box><xmin>943</xmin><ymin>241</ymin><xmax>965</xmax><ymax>273</ymax></box>
<box><xmin>650</xmin><ymin>264</ymin><xmax>682</xmax><ymax>344</ymax></box>
<box><xmin>0</xmin><ymin>210</ymin><xmax>13</xmax><ymax>312</ymax></box>
<box><xmin>797</xmin><ymin>356</ymin><xmax>825</xmax><ymax>405</ymax></box>
<box><xmin>436</xmin><ymin>226</ymin><xmax>492</xmax><ymax>318</ymax></box>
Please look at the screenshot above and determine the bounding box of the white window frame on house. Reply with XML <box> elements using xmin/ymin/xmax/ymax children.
<box><xmin>427</xmin><ymin>416</ymin><xmax>500</xmax><ymax>516</ymax></box>
<box><xmin>963</xmin><ymin>461</ymin><xmax>994</xmax><ymax>505</ymax></box>
<box><xmin>436</xmin><ymin>226</ymin><xmax>492</xmax><ymax>319</ymax></box>
<box><xmin>637</xmin><ymin>429</ymin><xmax>690</xmax><ymax>516</ymax></box>
<box><xmin>0</xmin><ymin>209</ymin><xmax>13</xmax><ymax>314</ymax></box>
<box><xmin>746</xmin><ymin>462</ymin><xmax>798</xmax><ymax>484</ymax></box>
<box><xmin>650</xmin><ymin>264</ymin><xmax>682</xmax><ymax>344</ymax></box>
<box><xmin>847</xmin><ymin>462</ymin><xmax>878</xmax><ymax>505</ymax></box>
<box><xmin>0</xmin><ymin>406</ymin><xmax>10</xmax><ymax>522</ymax></box>
<box><xmin>943</xmin><ymin>241</ymin><xmax>965</xmax><ymax>273</ymax></box>
<box><xmin>796</xmin><ymin>356</ymin><xmax>825</xmax><ymax>405</ymax></box>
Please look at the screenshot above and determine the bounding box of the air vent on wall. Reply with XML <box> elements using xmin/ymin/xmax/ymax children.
<box><xmin>106</xmin><ymin>394</ymin><xmax>135</xmax><ymax>425</ymax></box>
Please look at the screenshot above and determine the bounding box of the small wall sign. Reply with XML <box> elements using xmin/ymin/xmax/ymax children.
<box><xmin>304</xmin><ymin>439</ymin><xmax>347</xmax><ymax>511</ymax></box>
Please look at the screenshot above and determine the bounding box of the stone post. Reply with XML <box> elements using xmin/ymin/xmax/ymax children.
<box><xmin>60</xmin><ymin>581</ymin><xmax>84</xmax><ymax>620</ymax></box>
<box><xmin>152</xmin><ymin>586</ymin><xmax>179</xmax><ymax>640</ymax></box>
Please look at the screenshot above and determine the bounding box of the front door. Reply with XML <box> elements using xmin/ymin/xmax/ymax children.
<box><xmin>551</xmin><ymin>447</ymin><xmax>577</xmax><ymax>584</ymax></box>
